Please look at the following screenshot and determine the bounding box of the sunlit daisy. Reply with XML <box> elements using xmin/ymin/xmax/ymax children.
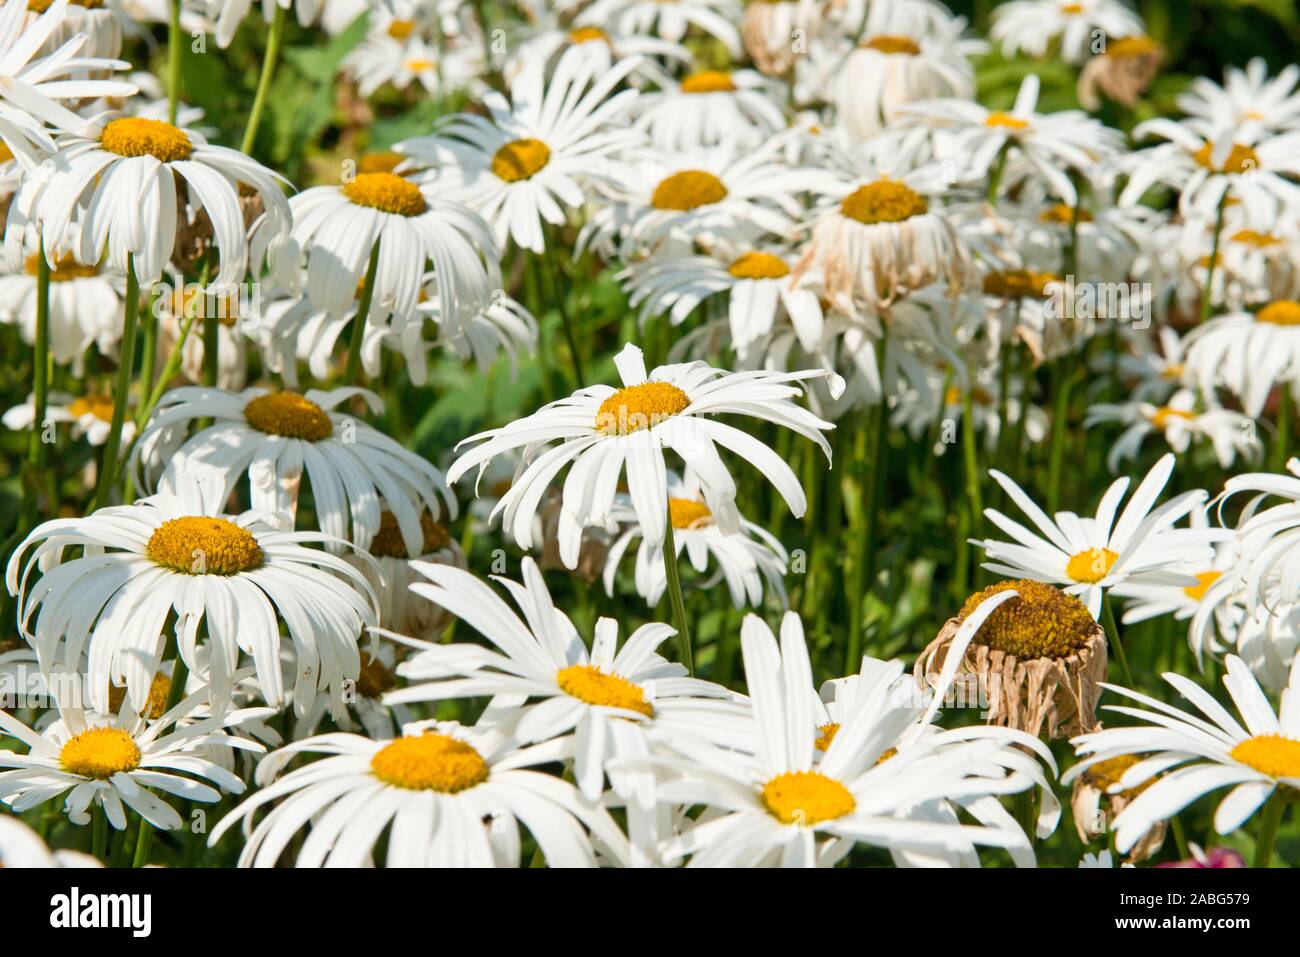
<box><xmin>0</xmin><ymin>816</ymin><xmax>100</xmax><ymax>867</ymax></box>
<box><xmin>1183</xmin><ymin>300</ymin><xmax>1300</xmax><ymax>417</ymax></box>
<box><xmin>1084</xmin><ymin>387</ymin><xmax>1262</xmax><ymax>471</ymax></box>
<box><xmin>629</xmin><ymin>67</ymin><xmax>785</xmax><ymax>151</ymax></box>
<box><xmin>991</xmin><ymin>0</ymin><xmax>1144</xmax><ymax>65</ymax></box>
<box><xmin>3</xmin><ymin>390</ymin><xmax>134</xmax><ymax>447</ymax></box>
<box><xmin>574</xmin><ymin>0</ymin><xmax>742</xmax><ymax>57</ymax></box>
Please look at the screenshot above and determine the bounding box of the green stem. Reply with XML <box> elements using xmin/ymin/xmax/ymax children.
<box><xmin>1253</xmin><ymin>793</ymin><xmax>1285</xmax><ymax>868</ymax></box>
<box><xmin>962</xmin><ymin>386</ymin><xmax>984</xmax><ymax>539</ymax></box>
<box><xmin>1201</xmin><ymin>193</ymin><xmax>1227</xmax><ymax>323</ymax></box>
<box><xmin>542</xmin><ymin>239</ymin><xmax>585</xmax><ymax>386</ymax></box>
<box><xmin>23</xmin><ymin>250</ymin><xmax>51</xmax><ymax>522</ymax></box>
<box><xmin>168</xmin><ymin>0</ymin><xmax>182</xmax><ymax>125</ymax></box>
<box><xmin>89</xmin><ymin>258</ymin><xmax>140</xmax><ymax>512</ymax></box>
<box><xmin>662</xmin><ymin>503</ymin><xmax>694</xmax><ymax>675</ymax></box>
<box><xmin>846</xmin><ymin>339</ymin><xmax>888</xmax><ymax>673</ymax></box>
<box><xmin>1101</xmin><ymin>593</ymin><xmax>1136</xmax><ymax>690</ymax></box>
<box><xmin>240</xmin><ymin>4</ymin><xmax>287</xmax><ymax>156</ymax></box>
<box><xmin>345</xmin><ymin>240</ymin><xmax>382</xmax><ymax>384</ymax></box>
<box><xmin>92</xmin><ymin>804</ymin><xmax>108</xmax><ymax>862</ymax></box>
<box><xmin>986</xmin><ymin>141</ymin><xmax>1013</xmax><ymax>206</ymax></box>
<box><xmin>1046</xmin><ymin>357</ymin><xmax>1075</xmax><ymax>513</ymax></box>
<box><xmin>1272</xmin><ymin>387</ymin><xmax>1293</xmax><ymax>472</ymax></box>
<box><xmin>132</xmin><ymin>815</ymin><xmax>155</xmax><ymax>868</ymax></box>
<box><xmin>1170</xmin><ymin>813</ymin><xmax>1190</xmax><ymax>860</ymax></box>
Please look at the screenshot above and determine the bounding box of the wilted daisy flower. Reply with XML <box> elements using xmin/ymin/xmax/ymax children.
<box><xmin>0</xmin><ymin>0</ymin><xmax>137</xmax><ymax>165</ymax></box>
<box><xmin>447</xmin><ymin>342</ymin><xmax>836</xmax><ymax>568</ymax></box>
<box><xmin>1067</xmin><ymin>752</ymin><xmax>1166</xmax><ymax>861</ymax></box>
<box><xmin>11</xmin><ymin>112</ymin><xmax>289</xmax><ymax>288</ymax></box>
<box><xmin>1183</xmin><ymin>300</ymin><xmax>1300</xmax><ymax>417</ymax></box>
<box><xmin>917</xmin><ymin>580</ymin><xmax>1108</xmax><ymax>738</ymax></box>
<box><xmin>154</xmin><ymin>278</ymin><xmax>249</xmax><ymax>390</ymax></box>
<box><xmin>1177</xmin><ymin>58</ymin><xmax>1300</xmax><ymax>135</ymax></box>
<box><xmin>603</xmin><ymin>469</ymin><xmax>788</xmax><ymax>610</ymax></box>
<box><xmin>1084</xmin><ymin>387</ymin><xmax>1262</xmax><ymax>471</ymax></box>
<box><xmin>211</xmin><ymin>720</ymin><xmax>633</xmax><ymax>867</ymax></box>
<box><xmin>628</xmin><ymin>67</ymin><xmax>785</xmax><ymax>151</ymax></box>
<box><xmin>399</xmin><ymin>49</ymin><xmax>642</xmax><ymax>253</ymax></box>
<box><xmin>976</xmin><ymin>453</ymin><xmax>1222</xmax><ymax>618</ymax></box>
<box><xmin>0</xmin><ymin>252</ymin><xmax>120</xmax><ymax>369</ymax></box>
<box><xmin>901</xmin><ymin>74</ymin><xmax>1122</xmax><ymax>205</ymax></box>
<box><xmin>383</xmin><ymin>557</ymin><xmax>748</xmax><ymax>803</ymax></box>
<box><xmin>575</xmin><ymin>0</ymin><xmax>742</xmax><ymax>57</ymax></box>
<box><xmin>0</xmin><ymin>673</ymin><xmax>271</xmax><ymax>830</ymax></box>
<box><xmin>741</xmin><ymin>0</ymin><xmax>821</xmax><ymax>77</ymax></box>
<box><xmin>5</xmin><ymin>479</ymin><xmax>379</xmax><ymax>714</ymax></box>
<box><xmin>990</xmin><ymin>0</ymin><xmax>1144</xmax><ymax>65</ymax></box>
<box><xmin>635</xmin><ymin>605</ymin><xmax>1043</xmax><ymax>867</ymax></box>
<box><xmin>135</xmin><ymin>386</ymin><xmax>456</xmax><ymax>555</ymax></box>
<box><xmin>1070</xmin><ymin>655</ymin><xmax>1300</xmax><ymax>856</ymax></box>
<box><xmin>621</xmin><ymin>237</ymin><xmax>822</xmax><ymax>360</ymax></box>
<box><xmin>1078</xmin><ymin>35</ymin><xmax>1164</xmax><ymax>110</ymax></box>
<box><xmin>267</xmin><ymin>164</ymin><xmax>496</xmax><ymax>329</ymax></box>
<box><xmin>794</xmin><ymin>151</ymin><xmax>970</xmax><ymax>310</ymax></box>
<box><xmin>1120</xmin><ymin>121</ymin><xmax>1300</xmax><ymax>230</ymax></box>
<box><xmin>0</xmin><ymin>816</ymin><xmax>100</xmax><ymax>867</ymax></box>
<box><xmin>3</xmin><ymin>390</ymin><xmax>134</xmax><ymax>447</ymax></box>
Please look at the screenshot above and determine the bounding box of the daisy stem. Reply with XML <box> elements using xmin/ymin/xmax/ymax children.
<box><xmin>132</xmin><ymin>815</ymin><xmax>155</xmax><ymax>868</ymax></box>
<box><xmin>1252</xmin><ymin>793</ymin><xmax>1286</xmax><ymax>867</ymax></box>
<box><xmin>1170</xmin><ymin>813</ymin><xmax>1190</xmax><ymax>860</ymax></box>
<box><xmin>542</xmin><ymin>240</ymin><xmax>585</xmax><ymax>387</ymax></box>
<box><xmin>662</xmin><ymin>504</ymin><xmax>694</xmax><ymax>675</ymax></box>
<box><xmin>846</xmin><ymin>340</ymin><xmax>889</xmax><ymax>673</ymax></box>
<box><xmin>1272</xmin><ymin>387</ymin><xmax>1293</xmax><ymax>471</ymax></box>
<box><xmin>167</xmin><ymin>0</ymin><xmax>182</xmax><ymax>125</ymax></box>
<box><xmin>240</xmin><ymin>3</ymin><xmax>288</xmax><ymax>156</ymax></box>
<box><xmin>89</xmin><ymin>258</ymin><xmax>141</xmax><ymax>513</ymax></box>
<box><xmin>986</xmin><ymin>141</ymin><xmax>1013</xmax><ymax>206</ymax></box>
<box><xmin>22</xmin><ymin>248</ymin><xmax>51</xmax><ymax>524</ymax></box>
<box><xmin>1046</xmin><ymin>356</ymin><xmax>1075</xmax><ymax>513</ymax></box>
<box><xmin>1201</xmin><ymin>193</ymin><xmax>1227</xmax><ymax>323</ymax></box>
<box><xmin>92</xmin><ymin>804</ymin><xmax>108</xmax><ymax>862</ymax></box>
<box><xmin>961</xmin><ymin>386</ymin><xmax>984</xmax><ymax>540</ymax></box>
<box><xmin>1100</xmin><ymin>593</ymin><xmax>1136</xmax><ymax>690</ymax></box>
<box><xmin>345</xmin><ymin>239</ymin><xmax>383</xmax><ymax>385</ymax></box>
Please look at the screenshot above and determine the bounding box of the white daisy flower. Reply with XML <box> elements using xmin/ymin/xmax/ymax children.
<box><xmin>628</xmin><ymin>67</ymin><xmax>786</xmax><ymax>151</ymax></box>
<box><xmin>506</xmin><ymin>20</ymin><xmax>690</xmax><ymax>86</ymax></box>
<box><xmin>991</xmin><ymin>0</ymin><xmax>1144</xmax><ymax>65</ymax></box>
<box><xmin>574</xmin><ymin>0</ymin><xmax>742</xmax><ymax>58</ymax></box>
<box><xmin>975</xmin><ymin>453</ymin><xmax>1223</xmax><ymax>617</ymax></box>
<box><xmin>628</xmin><ymin>603</ymin><xmax>1045</xmax><ymax>867</ymax></box>
<box><xmin>0</xmin><ymin>250</ymin><xmax>125</xmax><ymax>374</ymax></box>
<box><xmin>1177</xmin><ymin>58</ymin><xmax>1300</xmax><ymax>136</ymax></box>
<box><xmin>208</xmin><ymin>0</ymin><xmax>327</xmax><ymax>49</ymax></box>
<box><xmin>603</xmin><ymin>469</ymin><xmax>789</xmax><ymax>610</ymax></box>
<box><xmin>133</xmin><ymin>385</ymin><xmax>456</xmax><ymax>556</ymax></box>
<box><xmin>382</xmin><ymin>557</ymin><xmax>749</xmax><ymax>802</ymax></box>
<box><xmin>1110</xmin><ymin>507</ymin><xmax>1237</xmax><ymax>627</ymax></box>
<box><xmin>901</xmin><ymin>74</ymin><xmax>1123</xmax><ymax>206</ymax></box>
<box><xmin>9</xmin><ymin>112</ymin><xmax>290</xmax><ymax>288</ymax></box>
<box><xmin>1117</xmin><ymin>325</ymin><xmax>1192</xmax><ymax>402</ymax></box>
<box><xmin>1068</xmin><ymin>655</ymin><xmax>1300</xmax><ymax>856</ymax></box>
<box><xmin>0</xmin><ymin>816</ymin><xmax>100</xmax><ymax>867</ymax></box>
<box><xmin>0</xmin><ymin>672</ymin><xmax>272</xmax><ymax>831</ymax></box>
<box><xmin>1183</xmin><ymin>300</ymin><xmax>1300</xmax><ymax>418</ymax></box>
<box><xmin>1221</xmin><ymin>457</ymin><xmax>1300</xmax><ymax>612</ymax></box>
<box><xmin>343</xmin><ymin>20</ymin><xmax>483</xmax><ymax>99</ymax></box>
<box><xmin>4</xmin><ymin>479</ymin><xmax>379</xmax><ymax>715</ymax></box>
<box><xmin>266</xmin><ymin>165</ymin><xmax>497</xmax><ymax>329</ymax></box>
<box><xmin>2</xmin><ymin>390</ymin><xmax>135</xmax><ymax>447</ymax></box>
<box><xmin>398</xmin><ymin>48</ymin><xmax>642</xmax><ymax>254</ymax></box>
<box><xmin>210</xmin><ymin>720</ymin><xmax>634</xmax><ymax>867</ymax></box>
<box><xmin>446</xmin><ymin>342</ymin><xmax>836</xmax><ymax>568</ymax></box>
<box><xmin>23</xmin><ymin>0</ymin><xmax>128</xmax><ymax>59</ymax></box>
<box><xmin>1084</xmin><ymin>387</ymin><xmax>1262</xmax><ymax>472</ymax></box>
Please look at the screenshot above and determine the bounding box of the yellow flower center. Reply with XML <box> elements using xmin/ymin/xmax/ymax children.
<box><xmin>0</xmin><ymin>141</ymin><xmax>11</xmax><ymax>163</ymax></box>
<box><xmin>985</xmin><ymin>112</ymin><xmax>1030</xmax><ymax>131</ymax></box>
<box><xmin>651</xmin><ymin>170</ymin><xmax>728</xmax><ymax>211</ymax></box>
<box><xmin>814</xmin><ymin>722</ymin><xmax>839</xmax><ymax>751</ymax></box>
<box><xmin>100</xmin><ymin>117</ymin><xmax>193</xmax><ymax>163</ymax></box>
<box><xmin>668</xmin><ymin>497</ymin><xmax>713</xmax><ymax>530</ymax></box>
<box><xmin>680</xmin><ymin>70</ymin><xmax>736</xmax><ymax>93</ymax></box>
<box><xmin>356</xmin><ymin>652</ymin><xmax>396</xmax><ymax>699</ymax></box>
<box><xmin>24</xmin><ymin>253</ymin><xmax>99</xmax><ymax>281</ymax></box>
<box><xmin>840</xmin><ymin>179</ymin><xmax>928</xmax><ymax>225</ymax></box>
<box><xmin>387</xmin><ymin>18</ymin><xmax>416</xmax><ymax>40</ymax></box>
<box><xmin>727</xmin><ymin>251</ymin><xmax>789</xmax><ymax>280</ymax></box>
<box><xmin>1230</xmin><ymin>735</ymin><xmax>1300</xmax><ymax>779</ymax></box>
<box><xmin>1080</xmin><ymin>753</ymin><xmax>1154</xmax><ymax>797</ymax></box>
<box><xmin>1066</xmin><ymin>547</ymin><xmax>1119</xmax><ymax>584</ymax></box>
<box><xmin>861</xmin><ymin>34</ymin><xmax>920</xmax><ymax>55</ymax></box>
<box><xmin>60</xmin><ymin>728</ymin><xmax>141</xmax><ymax>779</ymax></box>
<box><xmin>108</xmin><ymin>673</ymin><xmax>172</xmax><ymax>719</ymax></box>
<box><xmin>1061</xmin><ymin>2</ymin><xmax>1084</xmax><ymax>13</ymax></box>
<box><xmin>761</xmin><ymin>770</ymin><xmax>856</xmax><ymax>826</ymax></box>
<box><xmin>960</xmin><ymin>579</ymin><xmax>1098</xmax><ymax>659</ymax></box>
<box><xmin>569</xmin><ymin>26</ymin><xmax>608</xmax><ymax>44</ymax></box>
<box><xmin>358</xmin><ymin>151</ymin><xmax>404</xmax><ymax>174</ymax></box>
<box><xmin>146</xmin><ymin>516</ymin><xmax>264</xmax><ymax>576</ymax></box>
<box><xmin>983</xmin><ymin>268</ymin><xmax>1061</xmax><ymax>299</ymax></box>
<box><xmin>1150</xmin><ymin>406</ymin><xmax>1194</xmax><ymax>429</ymax></box>
<box><xmin>1231</xmin><ymin>229</ymin><xmax>1282</xmax><ymax>248</ymax></box>
<box><xmin>369</xmin><ymin>509</ymin><xmax>451</xmax><ymax>558</ymax></box>
<box><xmin>1257</xmin><ymin>300</ymin><xmax>1300</xmax><ymax>326</ymax></box>
<box><xmin>342</xmin><ymin>171</ymin><xmax>427</xmax><ymax>216</ymax></box>
<box><xmin>67</xmin><ymin>394</ymin><xmax>114</xmax><ymax>421</ymax></box>
<box><xmin>556</xmin><ymin>664</ymin><xmax>654</xmax><ymax>717</ymax></box>
<box><xmin>1040</xmin><ymin>203</ymin><xmax>1094</xmax><ymax>224</ymax></box>
<box><xmin>244</xmin><ymin>391</ymin><xmax>334</xmax><ymax>441</ymax></box>
<box><xmin>1193</xmin><ymin>142</ymin><xmax>1259</xmax><ymax>175</ymax></box>
<box><xmin>491</xmin><ymin>137</ymin><xmax>551</xmax><ymax>183</ymax></box>
<box><xmin>946</xmin><ymin>385</ymin><xmax>995</xmax><ymax>407</ymax></box>
<box><xmin>1182</xmin><ymin>570</ymin><xmax>1222</xmax><ymax>602</ymax></box>
<box><xmin>405</xmin><ymin>58</ymin><xmax>435</xmax><ymax>72</ymax></box>
<box><xmin>1161</xmin><ymin>363</ymin><xmax>1185</xmax><ymax>380</ymax></box>
<box><xmin>1107</xmin><ymin>35</ymin><xmax>1161</xmax><ymax>58</ymax></box>
<box><xmin>595</xmin><ymin>381</ymin><xmax>691</xmax><ymax>434</ymax></box>
<box><xmin>370</xmin><ymin>733</ymin><xmax>490</xmax><ymax>791</ymax></box>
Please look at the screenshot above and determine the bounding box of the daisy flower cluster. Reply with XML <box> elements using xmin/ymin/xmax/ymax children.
<box><xmin>0</xmin><ymin>0</ymin><xmax>1298</xmax><ymax>874</ymax></box>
